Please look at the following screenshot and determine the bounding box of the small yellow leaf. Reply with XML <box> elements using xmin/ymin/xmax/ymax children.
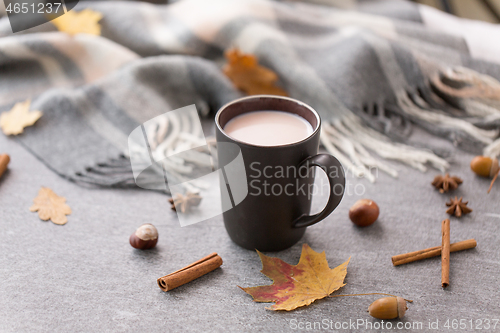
<box><xmin>240</xmin><ymin>244</ymin><xmax>350</xmax><ymax>311</ymax></box>
<box><xmin>30</xmin><ymin>187</ymin><xmax>72</xmax><ymax>225</ymax></box>
<box><xmin>223</xmin><ymin>48</ymin><xmax>287</xmax><ymax>96</ymax></box>
<box><xmin>0</xmin><ymin>100</ymin><xmax>42</xmax><ymax>136</ymax></box>
<box><xmin>51</xmin><ymin>9</ymin><xmax>103</xmax><ymax>36</ymax></box>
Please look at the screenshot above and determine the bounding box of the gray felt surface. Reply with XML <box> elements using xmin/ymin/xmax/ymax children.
<box><xmin>1</xmin><ymin>124</ymin><xmax>499</xmax><ymax>333</ymax></box>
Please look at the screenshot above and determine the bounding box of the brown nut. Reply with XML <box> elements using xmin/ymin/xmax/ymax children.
<box><xmin>368</xmin><ymin>296</ymin><xmax>407</xmax><ymax>320</ymax></box>
<box><xmin>129</xmin><ymin>223</ymin><xmax>158</xmax><ymax>250</ymax></box>
<box><xmin>349</xmin><ymin>199</ymin><xmax>379</xmax><ymax>227</ymax></box>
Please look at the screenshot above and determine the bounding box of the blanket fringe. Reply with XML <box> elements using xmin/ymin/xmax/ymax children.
<box><xmin>397</xmin><ymin>91</ymin><xmax>497</xmax><ymax>145</ymax></box>
<box><xmin>321</xmin><ymin>115</ymin><xmax>449</xmax><ymax>183</ymax></box>
<box><xmin>74</xmin><ymin>106</ymin><xmax>215</xmax><ymax>193</ymax></box>
<box><xmin>74</xmin><ymin>160</ymin><xmax>139</xmax><ymax>188</ymax></box>
<box><xmin>130</xmin><ymin>108</ymin><xmax>214</xmax><ymax>193</ymax></box>
<box><xmin>431</xmin><ymin>66</ymin><xmax>500</xmax><ymax>158</ymax></box>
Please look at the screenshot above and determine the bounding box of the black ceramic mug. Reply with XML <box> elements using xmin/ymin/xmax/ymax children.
<box><xmin>215</xmin><ymin>95</ymin><xmax>345</xmax><ymax>251</ymax></box>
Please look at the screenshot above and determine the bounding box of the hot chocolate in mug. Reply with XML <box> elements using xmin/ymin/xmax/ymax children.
<box><xmin>215</xmin><ymin>95</ymin><xmax>345</xmax><ymax>251</ymax></box>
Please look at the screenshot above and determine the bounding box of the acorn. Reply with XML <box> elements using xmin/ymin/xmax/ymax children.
<box><xmin>0</xmin><ymin>154</ymin><xmax>10</xmax><ymax>179</ymax></box>
<box><xmin>129</xmin><ymin>223</ymin><xmax>158</xmax><ymax>250</ymax></box>
<box><xmin>368</xmin><ymin>296</ymin><xmax>407</xmax><ymax>320</ymax></box>
<box><xmin>470</xmin><ymin>156</ymin><xmax>499</xmax><ymax>193</ymax></box>
<box><xmin>349</xmin><ymin>199</ymin><xmax>379</xmax><ymax>227</ymax></box>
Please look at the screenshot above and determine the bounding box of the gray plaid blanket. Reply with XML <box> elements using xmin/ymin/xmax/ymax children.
<box><xmin>1</xmin><ymin>0</ymin><xmax>500</xmax><ymax>188</ymax></box>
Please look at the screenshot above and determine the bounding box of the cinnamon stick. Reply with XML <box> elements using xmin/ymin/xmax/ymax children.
<box><xmin>0</xmin><ymin>154</ymin><xmax>10</xmax><ymax>179</ymax></box>
<box><xmin>392</xmin><ymin>239</ymin><xmax>476</xmax><ymax>266</ymax></box>
<box><xmin>441</xmin><ymin>219</ymin><xmax>450</xmax><ymax>288</ymax></box>
<box><xmin>157</xmin><ymin>253</ymin><xmax>223</xmax><ymax>291</ymax></box>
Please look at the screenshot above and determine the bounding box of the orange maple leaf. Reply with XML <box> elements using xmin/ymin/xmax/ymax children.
<box><xmin>223</xmin><ymin>48</ymin><xmax>287</xmax><ymax>96</ymax></box>
<box><xmin>240</xmin><ymin>244</ymin><xmax>350</xmax><ymax>311</ymax></box>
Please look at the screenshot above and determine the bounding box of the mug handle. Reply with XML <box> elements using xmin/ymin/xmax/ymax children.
<box><xmin>292</xmin><ymin>154</ymin><xmax>345</xmax><ymax>228</ymax></box>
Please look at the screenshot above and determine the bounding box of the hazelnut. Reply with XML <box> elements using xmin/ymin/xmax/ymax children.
<box><xmin>129</xmin><ymin>223</ymin><xmax>158</xmax><ymax>250</ymax></box>
<box><xmin>349</xmin><ymin>199</ymin><xmax>379</xmax><ymax>227</ymax></box>
<box><xmin>368</xmin><ymin>296</ymin><xmax>407</xmax><ymax>320</ymax></box>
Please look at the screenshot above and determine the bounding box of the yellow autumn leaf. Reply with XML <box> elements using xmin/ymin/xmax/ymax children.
<box><xmin>0</xmin><ymin>100</ymin><xmax>42</xmax><ymax>136</ymax></box>
<box><xmin>240</xmin><ymin>244</ymin><xmax>350</xmax><ymax>311</ymax></box>
<box><xmin>51</xmin><ymin>9</ymin><xmax>102</xmax><ymax>36</ymax></box>
<box><xmin>30</xmin><ymin>187</ymin><xmax>72</xmax><ymax>225</ymax></box>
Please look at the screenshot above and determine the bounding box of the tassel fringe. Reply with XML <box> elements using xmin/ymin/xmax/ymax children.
<box><xmin>321</xmin><ymin>115</ymin><xmax>449</xmax><ymax>182</ymax></box>
<box><xmin>397</xmin><ymin>91</ymin><xmax>497</xmax><ymax>145</ymax></box>
<box><xmin>431</xmin><ymin>66</ymin><xmax>500</xmax><ymax>158</ymax></box>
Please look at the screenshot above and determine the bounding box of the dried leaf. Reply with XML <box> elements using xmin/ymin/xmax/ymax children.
<box><xmin>223</xmin><ymin>48</ymin><xmax>287</xmax><ymax>96</ymax></box>
<box><xmin>240</xmin><ymin>244</ymin><xmax>350</xmax><ymax>311</ymax></box>
<box><xmin>51</xmin><ymin>9</ymin><xmax>103</xmax><ymax>36</ymax></box>
<box><xmin>0</xmin><ymin>100</ymin><xmax>42</xmax><ymax>136</ymax></box>
<box><xmin>30</xmin><ymin>187</ymin><xmax>72</xmax><ymax>225</ymax></box>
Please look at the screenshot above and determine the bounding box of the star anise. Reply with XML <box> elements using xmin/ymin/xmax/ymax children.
<box><xmin>432</xmin><ymin>173</ymin><xmax>463</xmax><ymax>193</ymax></box>
<box><xmin>169</xmin><ymin>191</ymin><xmax>202</xmax><ymax>213</ymax></box>
<box><xmin>446</xmin><ymin>196</ymin><xmax>472</xmax><ymax>217</ymax></box>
